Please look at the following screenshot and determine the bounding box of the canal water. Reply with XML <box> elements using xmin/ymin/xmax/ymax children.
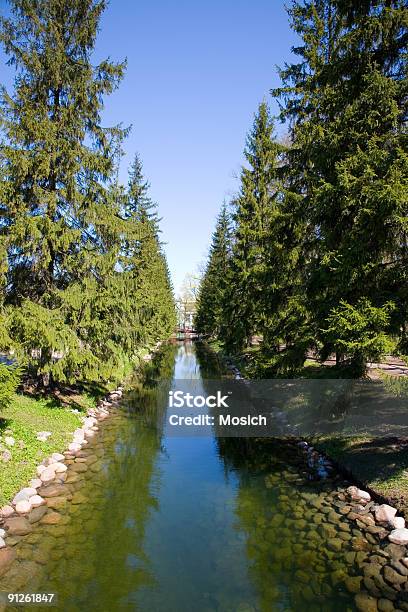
<box><xmin>1</xmin><ymin>343</ymin><xmax>390</xmax><ymax>611</ymax></box>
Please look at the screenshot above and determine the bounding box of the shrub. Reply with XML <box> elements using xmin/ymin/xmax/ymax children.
<box><xmin>0</xmin><ymin>363</ymin><xmax>21</xmax><ymax>412</ymax></box>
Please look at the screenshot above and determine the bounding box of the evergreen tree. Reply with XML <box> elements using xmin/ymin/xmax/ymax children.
<box><xmin>122</xmin><ymin>154</ymin><xmax>176</xmax><ymax>346</ymax></box>
<box><xmin>195</xmin><ymin>204</ymin><xmax>232</xmax><ymax>336</ymax></box>
<box><xmin>0</xmin><ymin>1</ymin><xmax>175</xmax><ymax>386</ymax></box>
<box><xmin>0</xmin><ymin>0</ymin><xmax>128</xmax><ymax>384</ymax></box>
<box><xmin>273</xmin><ymin>0</ymin><xmax>408</xmax><ymax>375</ymax></box>
<box><xmin>221</xmin><ymin>102</ymin><xmax>283</xmax><ymax>352</ymax></box>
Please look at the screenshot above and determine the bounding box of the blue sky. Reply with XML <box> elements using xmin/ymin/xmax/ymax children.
<box><xmin>0</xmin><ymin>0</ymin><xmax>298</xmax><ymax>293</ymax></box>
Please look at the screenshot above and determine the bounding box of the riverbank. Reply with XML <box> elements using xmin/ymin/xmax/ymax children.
<box><xmin>0</xmin><ymin>343</ymin><xmax>163</xmax><ymax>513</ymax></box>
<box><xmin>0</xmin><ymin>392</ymin><xmax>94</xmax><ymax>507</ymax></box>
<box><xmin>205</xmin><ymin>339</ymin><xmax>408</xmax><ymax>516</ymax></box>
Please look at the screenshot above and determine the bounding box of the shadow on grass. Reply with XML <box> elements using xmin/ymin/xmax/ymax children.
<box><xmin>0</xmin><ymin>416</ymin><xmax>12</xmax><ymax>433</ymax></box>
<box><xmin>316</xmin><ymin>435</ymin><xmax>408</xmax><ymax>508</ymax></box>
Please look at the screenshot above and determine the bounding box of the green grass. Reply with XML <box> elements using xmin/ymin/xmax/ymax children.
<box><xmin>0</xmin><ymin>393</ymin><xmax>85</xmax><ymax>506</ymax></box>
<box><xmin>314</xmin><ymin>434</ymin><xmax>408</xmax><ymax>514</ymax></box>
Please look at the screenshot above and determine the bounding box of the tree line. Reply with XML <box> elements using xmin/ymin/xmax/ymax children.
<box><xmin>0</xmin><ymin>0</ymin><xmax>176</xmax><ymax>391</ymax></box>
<box><xmin>195</xmin><ymin>0</ymin><xmax>407</xmax><ymax>377</ymax></box>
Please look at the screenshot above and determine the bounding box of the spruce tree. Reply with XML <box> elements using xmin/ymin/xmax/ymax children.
<box><xmin>122</xmin><ymin>154</ymin><xmax>176</xmax><ymax>347</ymax></box>
<box><xmin>195</xmin><ymin>204</ymin><xmax>232</xmax><ymax>336</ymax></box>
<box><xmin>0</xmin><ymin>0</ymin><xmax>126</xmax><ymax>384</ymax></box>
<box><xmin>273</xmin><ymin>0</ymin><xmax>408</xmax><ymax>375</ymax></box>
<box><xmin>221</xmin><ymin>102</ymin><xmax>283</xmax><ymax>352</ymax></box>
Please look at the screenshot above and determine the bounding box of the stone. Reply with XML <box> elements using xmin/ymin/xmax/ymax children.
<box><xmin>355</xmin><ymin>592</ymin><xmax>378</xmax><ymax>612</ymax></box>
<box><xmin>28</xmin><ymin>506</ymin><xmax>47</xmax><ymax>524</ymax></box>
<box><xmin>37</xmin><ymin>483</ymin><xmax>66</xmax><ymax>498</ymax></box>
<box><xmin>364</xmin><ymin>576</ymin><xmax>382</xmax><ymax>597</ymax></box>
<box><xmin>49</xmin><ymin>462</ymin><xmax>67</xmax><ymax>473</ymax></box>
<box><xmin>4</xmin><ymin>517</ymin><xmax>32</xmax><ymax>536</ymax></box>
<box><xmin>12</xmin><ymin>487</ymin><xmax>37</xmax><ymax>505</ymax></box>
<box><xmin>36</xmin><ymin>464</ymin><xmax>46</xmax><ymax>476</ymax></box>
<box><xmin>0</xmin><ymin>547</ymin><xmax>16</xmax><ymax>577</ymax></box>
<box><xmin>364</xmin><ymin>563</ymin><xmax>383</xmax><ymax>578</ymax></box>
<box><xmin>385</xmin><ymin>544</ymin><xmax>407</xmax><ymax>560</ymax></box>
<box><xmin>46</xmin><ymin>496</ymin><xmax>67</xmax><ymax>511</ymax></box>
<box><xmin>68</xmin><ymin>442</ymin><xmax>82</xmax><ymax>452</ymax></box>
<box><xmin>28</xmin><ymin>495</ymin><xmax>44</xmax><ymax>508</ymax></box>
<box><xmin>352</xmin><ymin>536</ymin><xmax>371</xmax><ymax>551</ymax></box>
<box><xmin>328</xmin><ymin>538</ymin><xmax>343</xmax><ymax>552</ymax></box>
<box><xmin>65</xmin><ymin>472</ymin><xmax>81</xmax><ymax>483</ymax></box>
<box><xmin>83</xmin><ymin>417</ymin><xmax>97</xmax><ymax>428</ymax></box>
<box><xmin>71</xmin><ymin>492</ymin><xmax>87</xmax><ymax>504</ymax></box>
<box><xmin>389</xmin><ymin>530</ymin><xmax>408</xmax><ymax>546</ymax></box>
<box><xmin>4</xmin><ymin>436</ymin><xmax>15</xmax><ymax>446</ymax></box>
<box><xmin>15</xmin><ymin>500</ymin><xmax>31</xmax><ymax>514</ymax></box>
<box><xmin>345</xmin><ymin>576</ymin><xmax>362</xmax><ymax>593</ymax></box>
<box><xmin>36</xmin><ymin>431</ymin><xmax>51</xmax><ymax>441</ymax></box>
<box><xmin>70</xmin><ymin>462</ymin><xmax>88</xmax><ymax>473</ymax></box>
<box><xmin>51</xmin><ymin>452</ymin><xmax>65</xmax><ymax>462</ymax></box>
<box><xmin>348</xmin><ymin>486</ymin><xmax>371</xmax><ymax>503</ymax></box>
<box><xmin>1</xmin><ymin>449</ymin><xmax>12</xmax><ymax>462</ymax></box>
<box><xmin>376</xmin><ymin>505</ymin><xmax>398</xmax><ymax>523</ymax></box>
<box><xmin>391</xmin><ymin>560</ymin><xmax>408</xmax><ymax>576</ymax></box>
<box><xmin>40</xmin><ymin>465</ymin><xmax>56</xmax><ymax>483</ymax></box>
<box><xmin>0</xmin><ymin>537</ymin><xmax>5</xmax><ymax>549</ymax></box>
<box><xmin>0</xmin><ymin>505</ymin><xmax>14</xmax><ymax>518</ymax></box>
<box><xmin>384</xmin><ymin>565</ymin><xmax>407</xmax><ymax>586</ymax></box>
<box><xmin>29</xmin><ymin>479</ymin><xmax>42</xmax><ymax>489</ymax></box>
<box><xmin>378</xmin><ymin>599</ymin><xmax>395</xmax><ymax>612</ymax></box>
<box><xmin>391</xmin><ymin>517</ymin><xmax>406</xmax><ymax>530</ymax></box>
<box><xmin>40</xmin><ymin>512</ymin><xmax>62</xmax><ymax>525</ymax></box>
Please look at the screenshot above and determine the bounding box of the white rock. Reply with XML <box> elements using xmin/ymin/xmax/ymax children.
<box><xmin>347</xmin><ymin>486</ymin><xmax>371</xmax><ymax>503</ymax></box>
<box><xmin>83</xmin><ymin>417</ymin><xmax>97</xmax><ymax>428</ymax></box>
<box><xmin>68</xmin><ymin>442</ymin><xmax>82</xmax><ymax>452</ymax></box>
<box><xmin>52</xmin><ymin>462</ymin><xmax>67</xmax><ymax>473</ymax></box>
<box><xmin>15</xmin><ymin>500</ymin><xmax>31</xmax><ymax>514</ymax></box>
<box><xmin>4</xmin><ymin>436</ymin><xmax>15</xmax><ymax>446</ymax></box>
<box><xmin>0</xmin><ymin>528</ymin><xmax>5</xmax><ymax>538</ymax></box>
<box><xmin>40</xmin><ymin>466</ymin><xmax>56</xmax><ymax>483</ymax></box>
<box><xmin>0</xmin><ymin>505</ymin><xmax>14</xmax><ymax>518</ymax></box>
<box><xmin>389</xmin><ymin>528</ymin><xmax>408</xmax><ymax>545</ymax></box>
<box><xmin>29</xmin><ymin>479</ymin><xmax>42</xmax><ymax>489</ymax></box>
<box><xmin>51</xmin><ymin>452</ymin><xmax>65</xmax><ymax>462</ymax></box>
<box><xmin>0</xmin><ymin>537</ymin><xmax>5</xmax><ymax>549</ymax></box>
<box><xmin>375</xmin><ymin>504</ymin><xmax>397</xmax><ymax>523</ymax></box>
<box><xmin>74</xmin><ymin>428</ymin><xmax>85</xmax><ymax>440</ymax></box>
<box><xmin>28</xmin><ymin>495</ymin><xmax>44</xmax><ymax>508</ymax></box>
<box><xmin>36</xmin><ymin>431</ymin><xmax>52</xmax><ymax>442</ymax></box>
<box><xmin>391</xmin><ymin>517</ymin><xmax>406</xmax><ymax>530</ymax></box>
<box><xmin>36</xmin><ymin>465</ymin><xmax>46</xmax><ymax>476</ymax></box>
<box><xmin>12</xmin><ymin>487</ymin><xmax>37</xmax><ymax>505</ymax></box>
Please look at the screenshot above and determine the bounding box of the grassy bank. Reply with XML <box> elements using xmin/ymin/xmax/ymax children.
<box><xmin>206</xmin><ymin>339</ymin><xmax>408</xmax><ymax>514</ymax></box>
<box><xmin>0</xmin><ymin>390</ymin><xmax>98</xmax><ymax>506</ymax></box>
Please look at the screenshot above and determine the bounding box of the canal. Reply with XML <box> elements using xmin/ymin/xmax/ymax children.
<box><xmin>0</xmin><ymin>342</ymin><xmax>399</xmax><ymax>611</ymax></box>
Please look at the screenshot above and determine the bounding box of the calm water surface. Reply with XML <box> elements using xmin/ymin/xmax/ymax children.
<box><xmin>3</xmin><ymin>343</ymin><xmax>372</xmax><ymax>611</ymax></box>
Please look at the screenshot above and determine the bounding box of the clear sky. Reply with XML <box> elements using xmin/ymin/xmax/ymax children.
<box><xmin>0</xmin><ymin>0</ymin><xmax>298</xmax><ymax>293</ymax></box>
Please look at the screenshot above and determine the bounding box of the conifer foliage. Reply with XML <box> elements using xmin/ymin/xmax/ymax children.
<box><xmin>196</xmin><ymin>0</ymin><xmax>407</xmax><ymax>377</ymax></box>
<box><xmin>0</xmin><ymin>0</ymin><xmax>175</xmax><ymax>387</ymax></box>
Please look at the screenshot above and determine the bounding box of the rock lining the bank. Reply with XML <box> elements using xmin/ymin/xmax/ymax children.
<box><xmin>0</xmin><ymin>385</ymin><xmax>123</xmax><ymax>551</ymax></box>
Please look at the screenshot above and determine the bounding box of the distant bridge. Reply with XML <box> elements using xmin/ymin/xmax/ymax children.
<box><xmin>174</xmin><ymin>327</ymin><xmax>199</xmax><ymax>339</ymax></box>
